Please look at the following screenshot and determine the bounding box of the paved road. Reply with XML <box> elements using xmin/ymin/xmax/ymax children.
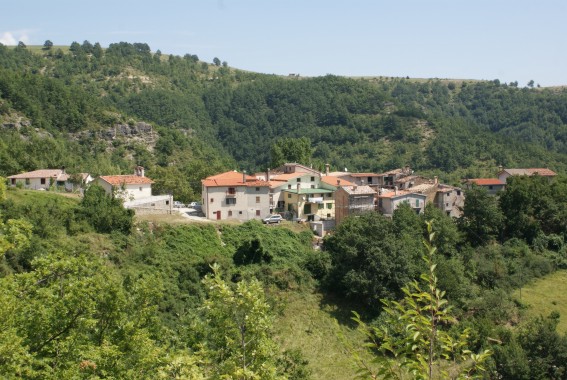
<box><xmin>175</xmin><ymin>207</ymin><xmax>212</xmax><ymax>222</ymax></box>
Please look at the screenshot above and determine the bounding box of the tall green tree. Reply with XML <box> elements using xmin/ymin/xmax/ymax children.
<box><xmin>199</xmin><ymin>264</ymin><xmax>282</xmax><ymax>379</ymax></box>
<box><xmin>459</xmin><ymin>185</ymin><xmax>503</xmax><ymax>246</ymax></box>
<box><xmin>349</xmin><ymin>222</ymin><xmax>491</xmax><ymax>379</ymax></box>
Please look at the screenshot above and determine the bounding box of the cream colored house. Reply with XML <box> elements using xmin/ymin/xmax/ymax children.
<box><xmin>7</xmin><ymin>168</ymin><xmax>92</xmax><ymax>191</ymax></box>
<box><xmin>97</xmin><ymin>166</ymin><xmax>154</xmax><ymax>201</ymax></box>
<box><xmin>201</xmin><ymin>171</ymin><xmax>271</xmax><ymax>221</ymax></box>
<box><xmin>377</xmin><ymin>189</ymin><xmax>427</xmax><ymax>217</ymax></box>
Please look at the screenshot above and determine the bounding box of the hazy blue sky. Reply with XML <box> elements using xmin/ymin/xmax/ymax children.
<box><xmin>1</xmin><ymin>0</ymin><xmax>566</xmax><ymax>86</ymax></box>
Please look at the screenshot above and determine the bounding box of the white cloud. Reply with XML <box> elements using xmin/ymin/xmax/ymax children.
<box><xmin>0</xmin><ymin>30</ymin><xmax>31</xmax><ymax>45</ymax></box>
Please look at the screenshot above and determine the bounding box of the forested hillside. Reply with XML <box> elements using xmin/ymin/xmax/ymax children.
<box><xmin>2</xmin><ymin>41</ymin><xmax>567</xmax><ymax>201</ymax></box>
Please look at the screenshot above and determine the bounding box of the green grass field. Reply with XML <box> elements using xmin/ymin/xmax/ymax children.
<box><xmin>275</xmin><ymin>291</ymin><xmax>371</xmax><ymax>380</ymax></box>
<box><xmin>513</xmin><ymin>270</ymin><xmax>567</xmax><ymax>334</ymax></box>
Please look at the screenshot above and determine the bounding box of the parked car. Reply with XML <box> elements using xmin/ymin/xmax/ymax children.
<box><xmin>263</xmin><ymin>214</ymin><xmax>283</xmax><ymax>224</ymax></box>
<box><xmin>173</xmin><ymin>201</ymin><xmax>185</xmax><ymax>208</ymax></box>
<box><xmin>189</xmin><ymin>201</ymin><xmax>200</xmax><ymax>208</ymax></box>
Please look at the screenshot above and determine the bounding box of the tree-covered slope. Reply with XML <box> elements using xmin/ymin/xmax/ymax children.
<box><xmin>2</xmin><ymin>41</ymin><xmax>567</xmax><ymax>200</ymax></box>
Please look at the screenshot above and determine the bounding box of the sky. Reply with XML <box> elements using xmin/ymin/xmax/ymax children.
<box><xmin>1</xmin><ymin>0</ymin><xmax>566</xmax><ymax>87</ymax></box>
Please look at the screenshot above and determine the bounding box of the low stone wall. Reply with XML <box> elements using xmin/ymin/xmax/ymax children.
<box><xmin>130</xmin><ymin>207</ymin><xmax>172</xmax><ymax>215</ymax></box>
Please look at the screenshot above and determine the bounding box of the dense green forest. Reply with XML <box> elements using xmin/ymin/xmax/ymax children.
<box><xmin>2</xmin><ymin>41</ymin><xmax>567</xmax><ymax>379</ymax></box>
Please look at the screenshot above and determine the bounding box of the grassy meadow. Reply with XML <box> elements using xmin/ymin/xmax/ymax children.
<box><xmin>513</xmin><ymin>270</ymin><xmax>567</xmax><ymax>334</ymax></box>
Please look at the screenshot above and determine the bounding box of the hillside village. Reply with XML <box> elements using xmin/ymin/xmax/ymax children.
<box><xmin>6</xmin><ymin>163</ymin><xmax>557</xmax><ymax>236</ymax></box>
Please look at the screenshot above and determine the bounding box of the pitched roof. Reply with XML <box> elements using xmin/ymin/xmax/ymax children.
<box><xmin>379</xmin><ymin>189</ymin><xmax>427</xmax><ymax>199</ymax></box>
<box><xmin>340</xmin><ymin>185</ymin><xmax>376</xmax><ymax>195</ymax></box>
<box><xmin>202</xmin><ymin>171</ymin><xmax>270</xmax><ymax>187</ymax></box>
<box><xmin>466</xmin><ymin>178</ymin><xmax>505</xmax><ymax>186</ymax></box>
<box><xmin>99</xmin><ymin>175</ymin><xmax>154</xmax><ymax>186</ymax></box>
<box><xmin>8</xmin><ymin>169</ymin><xmax>64</xmax><ymax>180</ymax></box>
<box><xmin>350</xmin><ymin>173</ymin><xmax>379</xmax><ymax>177</ymax></box>
<box><xmin>500</xmin><ymin>168</ymin><xmax>557</xmax><ymax>177</ymax></box>
<box><xmin>321</xmin><ymin>176</ymin><xmax>354</xmax><ymax>187</ymax></box>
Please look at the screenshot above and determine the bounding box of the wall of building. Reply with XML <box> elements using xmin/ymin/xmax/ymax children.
<box><xmin>203</xmin><ymin>185</ymin><xmax>270</xmax><ymax>221</ymax></box>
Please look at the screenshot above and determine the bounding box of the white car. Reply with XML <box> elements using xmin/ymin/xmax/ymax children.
<box><xmin>173</xmin><ymin>201</ymin><xmax>185</xmax><ymax>208</ymax></box>
<box><xmin>263</xmin><ymin>214</ymin><xmax>283</xmax><ymax>224</ymax></box>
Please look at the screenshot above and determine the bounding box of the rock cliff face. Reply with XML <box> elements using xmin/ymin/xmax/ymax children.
<box><xmin>70</xmin><ymin>121</ymin><xmax>158</xmax><ymax>150</ymax></box>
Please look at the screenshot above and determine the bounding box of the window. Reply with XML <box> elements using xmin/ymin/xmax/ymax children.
<box><xmin>210</xmin><ymin>198</ymin><xmax>214</xmax><ymax>203</ymax></box>
<box><xmin>311</xmin><ymin>176</ymin><xmax>315</xmax><ymax>181</ymax></box>
<box><xmin>318</xmin><ymin>203</ymin><xmax>324</xmax><ymax>210</ymax></box>
<box><xmin>327</xmin><ymin>193</ymin><xmax>332</xmax><ymax>197</ymax></box>
<box><xmin>288</xmin><ymin>194</ymin><xmax>291</xmax><ymax>199</ymax></box>
<box><xmin>226</xmin><ymin>198</ymin><xmax>236</xmax><ymax>205</ymax></box>
<box><xmin>327</xmin><ymin>203</ymin><xmax>333</xmax><ymax>209</ymax></box>
<box><xmin>296</xmin><ymin>178</ymin><xmax>301</xmax><ymax>183</ymax></box>
<box><xmin>256</xmin><ymin>210</ymin><xmax>261</xmax><ymax>216</ymax></box>
<box><xmin>228</xmin><ymin>210</ymin><xmax>233</xmax><ymax>217</ymax></box>
<box><xmin>488</xmin><ymin>185</ymin><xmax>493</xmax><ymax>190</ymax></box>
<box><xmin>227</xmin><ymin>187</ymin><xmax>236</xmax><ymax>195</ymax></box>
<box><xmin>239</xmin><ymin>211</ymin><xmax>243</xmax><ymax>215</ymax></box>
<box><xmin>256</xmin><ymin>196</ymin><xmax>260</xmax><ymax>203</ymax></box>
<box><xmin>165</xmin><ymin>200</ymin><xmax>169</xmax><ymax>205</ymax></box>
<box><xmin>288</xmin><ymin>184</ymin><xmax>292</xmax><ymax>189</ymax></box>
<box><xmin>40</xmin><ymin>178</ymin><xmax>46</xmax><ymax>185</ymax></box>
<box><xmin>151</xmin><ymin>203</ymin><xmax>155</xmax><ymax>206</ymax></box>
<box><xmin>139</xmin><ymin>187</ymin><xmax>143</xmax><ymax>191</ymax></box>
<box><xmin>25</xmin><ymin>179</ymin><xmax>30</xmax><ymax>185</ymax></box>
<box><xmin>457</xmin><ymin>190</ymin><xmax>461</xmax><ymax>196</ymax></box>
<box><xmin>327</xmin><ymin>213</ymin><xmax>331</xmax><ymax>218</ymax></box>
<box><xmin>415</xmin><ymin>199</ymin><xmax>420</xmax><ymax>207</ymax></box>
<box><xmin>368</xmin><ymin>177</ymin><xmax>373</xmax><ymax>184</ymax></box>
<box><xmin>311</xmin><ymin>185</ymin><xmax>315</xmax><ymax>189</ymax></box>
<box><xmin>256</xmin><ymin>187</ymin><xmax>260</xmax><ymax>191</ymax></box>
<box><xmin>11</xmin><ymin>179</ymin><xmax>15</xmax><ymax>185</ymax></box>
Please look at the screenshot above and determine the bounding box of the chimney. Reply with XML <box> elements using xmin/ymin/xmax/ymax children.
<box><xmin>394</xmin><ymin>186</ymin><xmax>398</xmax><ymax>195</ymax></box>
<box><xmin>242</xmin><ymin>170</ymin><xmax>247</xmax><ymax>184</ymax></box>
<box><xmin>434</xmin><ymin>176</ymin><xmax>438</xmax><ymax>185</ymax></box>
<box><xmin>498</xmin><ymin>165</ymin><xmax>503</xmax><ymax>172</ymax></box>
<box><xmin>296</xmin><ymin>183</ymin><xmax>301</xmax><ymax>193</ymax></box>
<box><xmin>337</xmin><ymin>179</ymin><xmax>341</xmax><ymax>186</ymax></box>
<box><xmin>352</xmin><ymin>185</ymin><xmax>357</xmax><ymax>191</ymax></box>
<box><xmin>135</xmin><ymin>166</ymin><xmax>145</xmax><ymax>177</ymax></box>
<box><xmin>266</xmin><ymin>168</ymin><xmax>270</xmax><ymax>181</ymax></box>
<box><xmin>61</xmin><ymin>166</ymin><xmax>66</xmax><ymax>174</ymax></box>
<box><xmin>325</xmin><ymin>163</ymin><xmax>330</xmax><ymax>176</ymax></box>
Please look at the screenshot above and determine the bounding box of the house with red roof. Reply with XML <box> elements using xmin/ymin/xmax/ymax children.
<box><xmin>464</xmin><ymin>178</ymin><xmax>506</xmax><ymax>196</ymax></box>
<box><xmin>96</xmin><ymin>166</ymin><xmax>154</xmax><ymax>201</ymax></box>
<box><xmin>201</xmin><ymin>170</ymin><xmax>271</xmax><ymax>221</ymax></box>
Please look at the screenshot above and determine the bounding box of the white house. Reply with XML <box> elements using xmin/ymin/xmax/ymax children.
<box><xmin>97</xmin><ymin>166</ymin><xmax>154</xmax><ymax>201</ymax></box>
<box><xmin>7</xmin><ymin>168</ymin><xmax>92</xmax><ymax>191</ymax></box>
<box><xmin>201</xmin><ymin>171</ymin><xmax>271</xmax><ymax>221</ymax></box>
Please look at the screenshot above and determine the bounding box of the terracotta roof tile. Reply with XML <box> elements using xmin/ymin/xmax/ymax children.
<box><xmin>321</xmin><ymin>176</ymin><xmax>354</xmax><ymax>187</ymax></box>
<box><xmin>99</xmin><ymin>175</ymin><xmax>154</xmax><ymax>186</ymax></box>
<box><xmin>466</xmin><ymin>178</ymin><xmax>505</xmax><ymax>186</ymax></box>
<box><xmin>202</xmin><ymin>171</ymin><xmax>270</xmax><ymax>187</ymax></box>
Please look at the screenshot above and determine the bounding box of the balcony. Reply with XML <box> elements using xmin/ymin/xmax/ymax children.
<box><xmin>225</xmin><ymin>191</ymin><xmax>237</xmax><ymax>197</ymax></box>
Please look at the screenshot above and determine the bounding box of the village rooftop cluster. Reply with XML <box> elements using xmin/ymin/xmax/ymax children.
<box><xmin>6</xmin><ymin>164</ymin><xmax>557</xmax><ymax>236</ymax></box>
